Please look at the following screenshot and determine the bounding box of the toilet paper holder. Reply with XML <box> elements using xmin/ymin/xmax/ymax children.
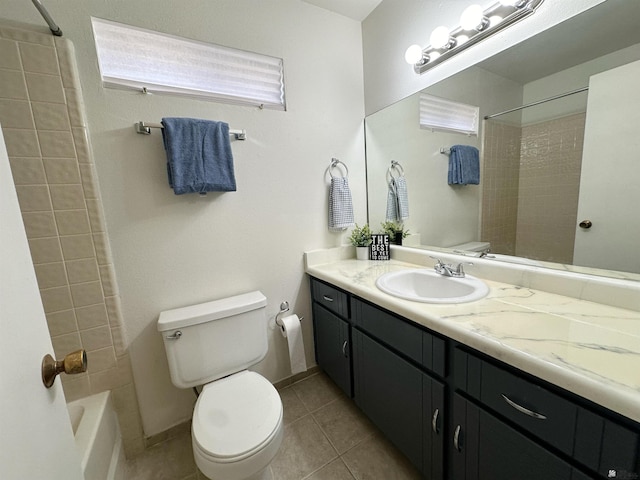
<box><xmin>275</xmin><ymin>301</ymin><xmax>304</xmax><ymax>332</ymax></box>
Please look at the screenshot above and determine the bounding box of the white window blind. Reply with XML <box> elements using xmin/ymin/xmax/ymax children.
<box><xmin>420</xmin><ymin>94</ymin><xmax>478</xmax><ymax>136</ymax></box>
<box><xmin>91</xmin><ymin>18</ymin><xmax>286</xmax><ymax>110</ymax></box>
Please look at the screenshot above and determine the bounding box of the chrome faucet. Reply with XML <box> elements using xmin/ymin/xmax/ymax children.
<box><xmin>430</xmin><ymin>256</ymin><xmax>473</xmax><ymax>278</ymax></box>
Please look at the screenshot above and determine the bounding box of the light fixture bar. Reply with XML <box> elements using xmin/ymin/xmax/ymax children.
<box><xmin>412</xmin><ymin>0</ymin><xmax>545</xmax><ymax>74</ymax></box>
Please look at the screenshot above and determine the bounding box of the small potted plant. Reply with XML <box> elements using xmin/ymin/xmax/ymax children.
<box><xmin>380</xmin><ymin>221</ymin><xmax>409</xmax><ymax>245</ymax></box>
<box><xmin>349</xmin><ymin>223</ymin><xmax>373</xmax><ymax>260</ymax></box>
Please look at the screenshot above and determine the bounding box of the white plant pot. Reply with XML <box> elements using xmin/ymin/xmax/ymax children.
<box><xmin>356</xmin><ymin>246</ymin><xmax>369</xmax><ymax>260</ymax></box>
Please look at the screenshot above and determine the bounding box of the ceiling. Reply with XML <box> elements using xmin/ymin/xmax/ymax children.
<box><xmin>477</xmin><ymin>1</ymin><xmax>640</xmax><ymax>84</ymax></box>
<box><xmin>300</xmin><ymin>0</ymin><xmax>383</xmax><ymax>21</ymax></box>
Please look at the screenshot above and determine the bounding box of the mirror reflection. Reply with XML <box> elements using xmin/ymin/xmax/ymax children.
<box><xmin>365</xmin><ymin>1</ymin><xmax>640</xmax><ymax>279</ymax></box>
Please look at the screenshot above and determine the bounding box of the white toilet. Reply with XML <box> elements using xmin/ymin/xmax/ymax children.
<box><xmin>158</xmin><ymin>291</ymin><xmax>283</xmax><ymax>480</ymax></box>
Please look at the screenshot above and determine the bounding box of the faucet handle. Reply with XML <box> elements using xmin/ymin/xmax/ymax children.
<box><xmin>455</xmin><ymin>262</ymin><xmax>473</xmax><ymax>276</ymax></box>
<box><xmin>429</xmin><ymin>255</ymin><xmax>444</xmax><ymax>266</ymax></box>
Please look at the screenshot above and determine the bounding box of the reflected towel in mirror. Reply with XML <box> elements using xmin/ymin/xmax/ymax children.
<box><xmin>448</xmin><ymin>145</ymin><xmax>479</xmax><ymax>185</ymax></box>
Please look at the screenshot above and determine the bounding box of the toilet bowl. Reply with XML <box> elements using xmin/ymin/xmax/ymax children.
<box><xmin>158</xmin><ymin>291</ymin><xmax>283</xmax><ymax>480</ymax></box>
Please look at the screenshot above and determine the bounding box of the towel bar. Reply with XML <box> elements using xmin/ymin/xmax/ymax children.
<box><xmin>135</xmin><ymin>121</ymin><xmax>246</xmax><ymax>140</ymax></box>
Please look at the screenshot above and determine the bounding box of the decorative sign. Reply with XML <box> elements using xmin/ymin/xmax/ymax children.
<box><xmin>370</xmin><ymin>234</ymin><xmax>390</xmax><ymax>260</ymax></box>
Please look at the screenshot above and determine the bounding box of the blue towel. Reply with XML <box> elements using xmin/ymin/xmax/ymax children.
<box><xmin>448</xmin><ymin>145</ymin><xmax>480</xmax><ymax>185</ymax></box>
<box><xmin>161</xmin><ymin>117</ymin><xmax>236</xmax><ymax>195</ymax></box>
<box><xmin>328</xmin><ymin>177</ymin><xmax>355</xmax><ymax>231</ymax></box>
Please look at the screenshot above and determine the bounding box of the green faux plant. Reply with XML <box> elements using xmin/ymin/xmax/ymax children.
<box><xmin>380</xmin><ymin>221</ymin><xmax>409</xmax><ymax>239</ymax></box>
<box><xmin>349</xmin><ymin>223</ymin><xmax>373</xmax><ymax>247</ymax></box>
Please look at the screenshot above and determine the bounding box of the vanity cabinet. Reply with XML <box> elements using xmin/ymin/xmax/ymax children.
<box><xmin>309</xmin><ymin>276</ymin><xmax>640</xmax><ymax>480</ymax></box>
<box><xmin>310</xmin><ymin>279</ymin><xmax>352</xmax><ymax>397</ymax></box>
<box><xmin>454</xmin><ymin>347</ymin><xmax>640</xmax><ymax>480</ymax></box>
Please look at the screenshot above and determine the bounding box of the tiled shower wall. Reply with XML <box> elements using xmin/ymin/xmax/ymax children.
<box><xmin>515</xmin><ymin>113</ymin><xmax>585</xmax><ymax>264</ymax></box>
<box><xmin>481</xmin><ymin>120</ymin><xmax>521</xmax><ymax>255</ymax></box>
<box><xmin>482</xmin><ymin>113</ymin><xmax>585</xmax><ymax>264</ymax></box>
<box><xmin>0</xmin><ymin>23</ymin><xmax>144</xmax><ymax>456</ymax></box>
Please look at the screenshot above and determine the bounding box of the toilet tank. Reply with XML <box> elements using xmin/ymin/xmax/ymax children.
<box><xmin>158</xmin><ymin>291</ymin><xmax>268</xmax><ymax>389</ymax></box>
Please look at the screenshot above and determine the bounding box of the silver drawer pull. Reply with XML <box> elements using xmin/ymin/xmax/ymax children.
<box><xmin>501</xmin><ymin>394</ymin><xmax>547</xmax><ymax>420</ymax></box>
<box><xmin>342</xmin><ymin>340</ymin><xmax>348</xmax><ymax>357</ymax></box>
<box><xmin>431</xmin><ymin>408</ymin><xmax>440</xmax><ymax>434</ymax></box>
<box><xmin>322</xmin><ymin>295</ymin><xmax>334</xmax><ymax>302</ymax></box>
<box><xmin>166</xmin><ymin>330</ymin><xmax>182</xmax><ymax>340</ymax></box>
<box><xmin>453</xmin><ymin>425</ymin><xmax>462</xmax><ymax>451</ymax></box>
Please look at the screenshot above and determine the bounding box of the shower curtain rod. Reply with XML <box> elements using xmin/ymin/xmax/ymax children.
<box><xmin>31</xmin><ymin>0</ymin><xmax>62</xmax><ymax>36</ymax></box>
<box><xmin>484</xmin><ymin>86</ymin><xmax>589</xmax><ymax>120</ymax></box>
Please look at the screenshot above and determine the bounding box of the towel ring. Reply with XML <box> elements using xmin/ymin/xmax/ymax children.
<box><xmin>386</xmin><ymin>160</ymin><xmax>404</xmax><ymax>182</ymax></box>
<box><xmin>329</xmin><ymin>158</ymin><xmax>349</xmax><ymax>178</ymax></box>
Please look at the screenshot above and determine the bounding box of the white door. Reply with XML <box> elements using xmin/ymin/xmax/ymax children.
<box><xmin>0</xmin><ymin>127</ymin><xmax>84</xmax><ymax>479</ymax></box>
<box><xmin>573</xmin><ymin>59</ymin><xmax>640</xmax><ymax>273</ymax></box>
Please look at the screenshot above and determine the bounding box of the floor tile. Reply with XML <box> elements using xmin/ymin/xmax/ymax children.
<box><xmin>291</xmin><ymin>372</ymin><xmax>342</xmax><ymax>412</ymax></box>
<box><xmin>279</xmin><ymin>385</ymin><xmax>309</xmax><ymax>425</ymax></box>
<box><xmin>124</xmin><ymin>430</ymin><xmax>195</xmax><ymax>480</ymax></box>
<box><xmin>312</xmin><ymin>395</ymin><xmax>376</xmax><ymax>454</ymax></box>
<box><xmin>341</xmin><ymin>432</ymin><xmax>421</xmax><ymax>480</ymax></box>
<box><xmin>306</xmin><ymin>458</ymin><xmax>356</xmax><ymax>480</ymax></box>
<box><xmin>270</xmin><ymin>415</ymin><xmax>338</xmax><ymax>480</ymax></box>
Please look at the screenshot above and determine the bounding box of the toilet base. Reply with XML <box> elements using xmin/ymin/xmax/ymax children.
<box><xmin>193</xmin><ymin>420</ymin><xmax>283</xmax><ymax>480</ymax></box>
<box><xmin>198</xmin><ymin>465</ymin><xmax>272</xmax><ymax>480</ymax></box>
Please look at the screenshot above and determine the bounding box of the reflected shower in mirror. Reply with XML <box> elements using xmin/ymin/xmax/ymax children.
<box><xmin>365</xmin><ymin>1</ymin><xmax>640</xmax><ymax>279</ymax></box>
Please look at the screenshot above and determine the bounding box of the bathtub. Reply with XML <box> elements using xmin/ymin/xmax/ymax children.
<box><xmin>67</xmin><ymin>391</ymin><xmax>125</xmax><ymax>480</ymax></box>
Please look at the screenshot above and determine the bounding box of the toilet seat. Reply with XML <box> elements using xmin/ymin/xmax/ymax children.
<box><xmin>192</xmin><ymin>370</ymin><xmax>283</xmax><ymax>462</ymax></box>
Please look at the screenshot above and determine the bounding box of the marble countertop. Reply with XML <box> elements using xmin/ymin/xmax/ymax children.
<box><xmin>305</xmin><ymin>254</ymin><xmax>640</xmax><ymax>424</ymax></box>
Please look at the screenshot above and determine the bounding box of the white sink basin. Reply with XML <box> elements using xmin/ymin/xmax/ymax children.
<box><xmin>376</xmin><ymin>269</ymin><xmax>489</xmax><ymax>304</ymax></box>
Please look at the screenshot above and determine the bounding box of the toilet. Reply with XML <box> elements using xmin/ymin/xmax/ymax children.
<box><xmin>158</xmin><ymin>291</ymin><xmax>283</xmax><ymax>480</ymax></box>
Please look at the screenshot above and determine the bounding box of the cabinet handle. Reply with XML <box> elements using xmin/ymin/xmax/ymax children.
<box><xmin>342</xmin><ymin>340</ymin><xmax>348</xmax><ymax>357</ymax></box>
<box><xmin>431</xmin><ymin>408</ymin><xmax>440</xmax><ymax>434</ymax></box>
<box><xmin>453</xmin><ymin>425</ymin><xmax>462</xmax><ymax>451</ymax></box>
<box><xmin>501</xmin><ymin>394</ymin><xmax>547</xmax><ymax>420</ymax></box>
<box><xmin>322</xmin><ymin>295</ymin><xmax>334</xmax><ymax>302</ymax></box>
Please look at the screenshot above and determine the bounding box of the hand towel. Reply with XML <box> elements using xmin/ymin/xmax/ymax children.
<box><xmin>386</xmin><ymin>176</ymin><xmax>409</xmax><ymax>222</ymax></box>
<box><xmin>448</xmin><ymin>145</ymin><xmax>480</xmax><ymax>185</ymax></box>
<box><xmin>328</xmin><ymin>176</ymin><xmax>355</xmax><ymax>231</ymax></box>
<box><xmin>161</xmin><ymin>117</ymin><xmax>236</xmax><ymax>195</ymax></box>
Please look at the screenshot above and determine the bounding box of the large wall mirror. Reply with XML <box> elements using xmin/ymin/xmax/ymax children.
<box><xmin>366</xmin><ymin>1</ymin><xmax>640</xmax><ymax>280</ymax></box>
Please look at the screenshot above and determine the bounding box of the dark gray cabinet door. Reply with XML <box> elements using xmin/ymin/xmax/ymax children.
<box><xmin>312</xmin><ymin>303</ymin><xmax>352</xmax><ymax>397</ymax></box>
<box><xmin>353</xmin><ymin>328</ymin><xmax>444</xmax><ymax>478</ymax></box>
<box><xmin>423</xmin><ymin>375</ymin><xmax>446</xmax><ymax>479</ymax></box>
<box><xmin>451</xmin><ymin>393</ymin><xmax>574</xmax><ymax>480</ymax></box>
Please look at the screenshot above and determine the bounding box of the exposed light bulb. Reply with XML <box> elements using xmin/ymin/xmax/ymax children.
<box><xmin>429</xmin><ymin>51</ymin><xmax>441</xmax><ymax>61</ymax></box>
<box><xmin>430</xmin><ymin>26</ymin><xmax>451</xmax><ymax>49</ymax></box>
<box><xmin>489</xmin><ymin>15</ymin><xmax>503</xmax><ymax>26</ymax></box>
<box><xmin>460</xmin><ymin>4</ymin><xmax>485</xmax><ymax>30</ymax></box>
<box><xmin>456</xmin><ymin>34</ymin><xmax>469</xmax><ymax>46</ymax></box>
<box><xmin>404</xmin><ymin>44</ymin><xmax>424</xmax><ymax>64</ymax></box>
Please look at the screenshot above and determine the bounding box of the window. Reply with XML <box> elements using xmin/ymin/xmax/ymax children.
<box><xmin>419</xmin><ymin>93</ymin><xmax>478</xmax><ymax>136</ymax></box>
<box><xmin>91</xmin><ymin>18</ymin><xmax>286</xmax><ymax>110</ymax></box>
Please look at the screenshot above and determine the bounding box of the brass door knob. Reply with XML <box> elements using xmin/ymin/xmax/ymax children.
<box><xmin>42</xmin><ymin>349</ymin><xmax>87</xmax><ymax>388</ymax></box>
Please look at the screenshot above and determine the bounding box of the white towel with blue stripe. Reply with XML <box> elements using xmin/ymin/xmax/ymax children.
<box><xmin>386</xmin><ymin>176</ymin><xmax>409</xmax><ymax>222</ymax></box>
<box><xmin>328</xmin><ymin>177</ymin><xmax>355</xmax><ymax>231</ymax></box>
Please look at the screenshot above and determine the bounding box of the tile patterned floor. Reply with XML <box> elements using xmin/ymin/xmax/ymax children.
<box><xmin>125</xmin><ymin>372</ymin><xmax>421</xmax><ymax>480</ymax></box>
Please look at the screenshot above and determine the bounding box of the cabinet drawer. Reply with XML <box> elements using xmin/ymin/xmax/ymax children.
<box><xmin>311</xmin><ymin>278</ymin><xmax>348</xmax><ymax>319</ymax></box>
<box><xmin>352</xmin><ymin>298</ymin><xmax>446</xmax><ymax>376</ymax></box>
<box><xmin>480</xmin><ymin>360</ymin><xmax>577</xmax><ymax>456</ymax></box>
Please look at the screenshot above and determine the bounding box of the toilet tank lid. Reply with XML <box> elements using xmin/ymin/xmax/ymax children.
<box><xmin>157</xmin><ymin>290</ymin><xmax>266</xmax><ymax>331</ymax></box>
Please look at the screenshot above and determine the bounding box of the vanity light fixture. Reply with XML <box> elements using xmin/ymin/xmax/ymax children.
<box><xmin>405</xmin><ymin>0</ymin><xmax>544</xmax><ymax>74</ymax></box>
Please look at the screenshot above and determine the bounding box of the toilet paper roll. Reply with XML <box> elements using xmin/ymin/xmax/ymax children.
<box><xmin>280</xmin><ymin>314</ymin><xmax>307</xmax><ymax>375</ymax></box>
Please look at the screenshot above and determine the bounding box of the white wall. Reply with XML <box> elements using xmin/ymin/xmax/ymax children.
<box><xmin>362</xmin><ymin>0</ymin><xmax>606</xmax><ymax>115</ymax></box>
<box><xmin>1</xmin><ymin>0</ymin><xmax>366</xmax><ymax>436</ymax></box>
<box><xmin>521</xmin><ymin>43</ymin><xmax>640</xmax><ymax>125</ymax></box>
